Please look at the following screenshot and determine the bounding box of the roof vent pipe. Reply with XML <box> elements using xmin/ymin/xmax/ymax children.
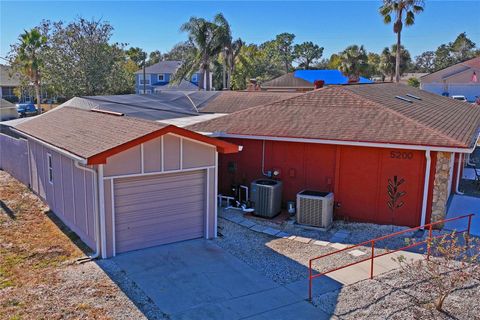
<box><xmin>91</xmin><ymin>109</ymin><xmax>125</xmax><ymax>116</ymax></box>
<box><xmin>395</xmin><ymin>96</ymin><xmax>413</xmax><ymax>103</ymax></box>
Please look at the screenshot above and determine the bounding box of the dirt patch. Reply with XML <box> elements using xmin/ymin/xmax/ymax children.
<box><xmin>0</xmin><ymin>171</ymin><xmax>147</xmax><ymax>319</ymax></box>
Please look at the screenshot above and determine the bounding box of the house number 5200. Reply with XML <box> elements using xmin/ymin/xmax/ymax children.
<box><xmin>390</xmin><ymin>151</ymin><xmax>413</xmax><ymax>160</ymax></box>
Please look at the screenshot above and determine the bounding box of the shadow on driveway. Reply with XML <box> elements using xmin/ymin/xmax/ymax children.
<box><xmin>100</xmin><ymin>239</ymin><xmax>340</xmax><ymax>320</ymax></box>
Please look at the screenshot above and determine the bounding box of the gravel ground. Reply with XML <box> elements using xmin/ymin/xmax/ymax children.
<box><xmin>221</xmin><ymin>208</ymin><xmax>448</xmax><ymax>252</ymax></box>
<box><xmin>313</xmin><ymin>268</ymin><xmax>480</xmax><ymax>320</ymax></box>
<box><xmin>216</xmin><ymin>218</ymin><xmax>394</xmax><ymax>284</ymax></box>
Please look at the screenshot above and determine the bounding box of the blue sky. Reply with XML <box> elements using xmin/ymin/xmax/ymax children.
<box><xmin>1</xmin><ymin>1</ymin><xmax>479</xmax><ymax>61</ymax></box>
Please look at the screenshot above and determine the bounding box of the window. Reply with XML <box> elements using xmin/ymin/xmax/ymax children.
<box><xmin>139</xmin><ymin>89</ymin><xmax>152</xmax><ymax>94</ymax></box>
<box><xmin>139</xmin><ymin>76</ymin><xmax>150</xmax><ymax>85</ymax></box>
<box><xmin>47</xmin><ymin>153</ymin><xmax>53</xmax><ymax>184</ymax></box>
<box><xmin>158</xmin><ymin>74</ymin><xmax>165</xmax><ymax>82</ymax></box>
<box><xmin>191</xmin><ymin>74</ymin><xmax>198</xmax><ymax>82</ymax></box>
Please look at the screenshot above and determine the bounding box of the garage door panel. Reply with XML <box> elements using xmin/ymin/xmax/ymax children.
<box><xmin>114</xmin><ymin>170</ymin><xmax>206</xmax><ymax>254</ymax></box>
<box><xmin>114</xmin><ymin>179</ymin><xmax>205</xmax><ymax>197</ymax></box>
<box><xmin>116</xmin><ymin>202</ymin><xmax>204</xmax><ymax>223</ymax></box>
<box><xmin>114</xmin><ymin>172</ymin><xmax>204</xmax><ymax>190</ymax></box>
<box><xmin>114</xmin><ymin>188</ymin><xmax>204</xmax><ymax>207</ymax></box>
<box><xmin>117</xmin><ymin>228</ymin><xmax>204</xmax><ymax>253</ymax></box>
<box><xmin>116</xmin><ymin>210</ymin><xmax>204</xmax><ymax>231</ymax></box>
<box><xmin>115</xmin><ymin>195</ymin><xmax>204</xmax><ymax>214</ymax></box>
<box><xmin>116</xmin><ymin>219</ymin><xmax>204</xmax><ymax>242</ymax></box>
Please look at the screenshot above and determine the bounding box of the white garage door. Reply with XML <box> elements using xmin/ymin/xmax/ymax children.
<box><xmin>114</xmin><ymin>170</ymin><xmax>206</xmax><ymax>253</ymax></box>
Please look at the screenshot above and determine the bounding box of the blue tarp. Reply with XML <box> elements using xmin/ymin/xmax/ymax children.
<box><xmin>294</xmin><ymin>70</ymin><xmax>373</xmax><ymax>85</ymax></box>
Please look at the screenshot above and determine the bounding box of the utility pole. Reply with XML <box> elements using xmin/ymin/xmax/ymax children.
<box><xmin>142</xmin><ymin>58</ymin><xmax>146</xmax><ymax>94</ymax></box>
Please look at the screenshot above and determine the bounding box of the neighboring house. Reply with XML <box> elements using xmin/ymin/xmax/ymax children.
<box><xmin>0</xmin><ymin>64</ymin><xmax>22</xmax><ymax>102</ymax></box>
<box><xmin>0</xmin><ymin>98</ymin><xmax>19</xmax><ymax>121</ymax></box>
<box><xmin>261</xmin><ymin>70</ymin><xmax>373</xmax><ymax>91</ymax></box>
<box><xmin>134</xmin><ymin>61</ymin><xmax>204</xmax><ymax>93</ymax></box>
<box><xmin>420</xmin><ymin>56</ymin><xmax>480</xmax><ymax>101</ymax></box>
<box><xmin>8</xmin><ymin>107</ymin><xmax>239</xmax><ymax>258</ymax></box>
<box><xmin>0</xmin><ymin>64</ymin><xmax>38</xmax><ymax>103</ymax></box>
<box><xmin>188</xmin><ymin>83</ymin><xmax>480</xmax><ymax>227</ymax></box>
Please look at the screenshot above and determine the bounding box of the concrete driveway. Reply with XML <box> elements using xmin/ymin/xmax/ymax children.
<box><xmin>112</xmin><ymin>239</ymin><xmax>331</xmax><ymax>319</ymax></box>
<box><xmin>446</xmin><ymin>194</ymin><xmax>480</xmax><ymax>236</ymax></box>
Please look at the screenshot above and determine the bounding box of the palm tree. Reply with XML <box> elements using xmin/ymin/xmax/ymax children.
<box><xmin>15</xmin><ymin>28</ymin><xmax>47</xmax><ymax>113</ymax></box>
<box><xmin>173</xmin><ymin>14</ymin><xmax>230</xmax><ymax>91</ymax></box>
<box><xmin>380</xmin><ymin>44</ymin><xmax>412</xmax><ymax>81</ymax></box>
<box><xmin>338</xmin><ymin>45</ymin><xmax>369</xmax><ymax>83</ymax></box>
<box><xmin>224</xmin><ymin>39</ymin><xmax>244</xmax><ymax>89</ymax></box>
<box><xmin>379</xmin><ymin>0</ymin><xmax>424</xmax><ymax>83</ymax></box>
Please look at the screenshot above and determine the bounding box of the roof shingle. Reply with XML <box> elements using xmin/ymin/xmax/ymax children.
<box><xmin>188</xmin><ymin>83</ymin><xmax>480</xmax><ymax>149</ymax></box>
<box><xmin>199</xmin><ymin>91</ymin><xmax>303</xmax><ymax>113</ymax></box>
<box><xmin>15</xmin><ymin>107</ymin><xmax>167</xmax><ymax>159</ymax></box>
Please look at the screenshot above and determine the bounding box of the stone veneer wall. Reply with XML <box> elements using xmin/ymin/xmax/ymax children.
<box><xmin>431</xmin><ymin>152</ymin><xmax>453</xmax><ymax>224</ymax></box>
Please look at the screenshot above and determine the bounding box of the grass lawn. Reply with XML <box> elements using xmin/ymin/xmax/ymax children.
<box><xmin>0</xmin><ymin>171</ymin><xmax>146</xmax><ymax>319</ymax></box>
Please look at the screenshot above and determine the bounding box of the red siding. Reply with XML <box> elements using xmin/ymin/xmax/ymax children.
<box><xmin>219</xmin><ymin>138</ymin><xmax>431</xmax><ymax>227</ymax></box>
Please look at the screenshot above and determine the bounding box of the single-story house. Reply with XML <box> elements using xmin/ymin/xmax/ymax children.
<box><xmin>10</xmin><ymin>107</ymin><xmax>239</xmax><ymax>258</ymax></box>
<box><xmin>420</xmin><ymin>56</ymin><xmax>480</xmax><ymax>102</ymax></box>
<box><xmin>188</xmin><ymin>83</ymin><xmax>480</xmax><ymax>227</ymax></box>
<box><xmin>261</xmin><ymin>70</ymin><xmax>373</xmax><ymax>92</ymax></box>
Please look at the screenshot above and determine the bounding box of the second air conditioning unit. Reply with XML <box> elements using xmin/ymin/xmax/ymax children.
<box><xmin>296</xmin><ymin>190</ymin><xmax>334</xmax><ymax>229</ymax></box>
<box><xmin>250</xmin><ymin>179</ymin><xmax>282</xmax><ymax>218</ymax></box>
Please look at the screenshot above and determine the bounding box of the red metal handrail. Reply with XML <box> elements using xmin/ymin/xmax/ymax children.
<box><xmin>308</xmin><ymin>214</ymin><xmax>474</xmax><ymax>301</ymax></box>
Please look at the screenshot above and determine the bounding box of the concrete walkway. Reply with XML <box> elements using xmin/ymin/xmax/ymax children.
<box><xmin>322</xmin><ymin>251</ymin><xmax>423</xmax><ymax>285</ymax></box>
<box><xmin>446</xmin><ymin>194</ymin><xmax>480</xmax><ymax>236</ymax></box>
<box><xmin>112</xmin><ymin>239</ymin><xmax>331</xmax><ymax>320</ymax></box>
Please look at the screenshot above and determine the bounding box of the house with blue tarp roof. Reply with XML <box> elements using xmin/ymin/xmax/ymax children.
<box><xmin>260</xmin><ymin>70</ymin><xmax>372</xmax><ymax>92</ymax></box>
<box><xmin>294</xmin><ymin>70</ymin><xmax>373</xmax><ymax>85</ymax></box>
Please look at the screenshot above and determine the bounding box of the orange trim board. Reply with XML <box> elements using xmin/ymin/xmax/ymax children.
<box><xmin>87</xmin><ymin>125</ymin><xmax>240</xmax><ymax>165</ymax></box>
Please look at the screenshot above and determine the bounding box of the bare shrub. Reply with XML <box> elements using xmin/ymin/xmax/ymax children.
<box><xmin>395</xmin><ymin>231</ymin><xmax>480</xmax><ymax>311</ymax></box>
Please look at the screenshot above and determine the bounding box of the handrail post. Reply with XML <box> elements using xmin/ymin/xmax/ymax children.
<box><xmin>466</xmin><ymin>214</ymin><xmax>472</xmax><ymax>247</ymax></box>
<box><xmin>370</xmin><ymin>240</ymin><xmax>375</xmax><ymax>279</ymax></box>
<box><xmin>308</xmin><ymin>259</ymin><xmax>312</xmax><ymax>301</ymax></box>
<box><xmin>427</xmin><ymin>223</ymin><xmax>433</xmax><ymax>261</ymax></box>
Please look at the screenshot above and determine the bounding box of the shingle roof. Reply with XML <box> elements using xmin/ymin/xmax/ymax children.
<box><xmin>421</xmin><ymin>56</ymin><xmax>480</xmax><ymax>80</ymax></box>
<box><xmin>199</xmin><ymin>91</ymin><xmax>303</xmax><ymax>113</ymax></box>
<box><xmin>134</xmin><ymin>60</ymin><xmax>182</xmax><ymax>74</ymax></box>
<box><xmin>461</xmin><ymin>56</ymin><xmax>480</xmax><ymax>69</ymax></box>
<box><xmin>57</xmin><ymin>92</ymin><xmax>219</xmax><ymax>121</ymax></box>
<box><xmin>261</xmin><ymin>73</ymin><xmax>313</xmax><ymax>89</ymax></box>
<box><xmin>14</xmin><ymin>107</ymin><xmax>238</xmax><ymax>164</ymax></box>
<box><xmin>187</xmin><ymin>83</ymin><xmax>480</xmax><ymax>149</ymax></box>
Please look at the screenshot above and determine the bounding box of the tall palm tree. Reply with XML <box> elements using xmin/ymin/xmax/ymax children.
<box><xmin>16</xmin><ymin>28</ymin><xmax>47</xmax><ymax>113</ymax></box>
<box><xmin>173</xmin><ymin>14</ymin><xmax>230</xmax><ymax>91</ymax></box>
<box><xmin>224</xmin><ymin>39</ymin><xmax>244</xmax><ymax>89</ymax></box>
<box><xmin>380</xmin><ymin>44</ymin><xmax>411</xmax><ymax>81</ymax></box>
<box><xmin>338</xmin><ymin>45</ymin><xmax>369</xmax><ymax>83</ymax></box>
<box><xmin>379</xmin><ymin>0</ymin><xmax>424</xmax><ymax>83</ymax></box>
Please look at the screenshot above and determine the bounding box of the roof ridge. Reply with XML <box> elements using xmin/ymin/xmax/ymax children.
<box><xmin>62</xmin><ymin>106</ymin><xmax>166</xmax><ymax>127</ymax></box>
<box><xmin>341</xmin><ymin>86</ymin><xmax>465</xmax><ymax>146</ymax></box>
<box><xmin>216</xmin><ymin>86</ymin><xmax>328</xmax><ymax>115</ymax></box>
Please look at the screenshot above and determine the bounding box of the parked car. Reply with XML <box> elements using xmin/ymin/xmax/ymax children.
<box><xmin>451</xmin><ymin>95</ymin><xmax>467</xmax><ymax>102</ymax></box>
<box><xmin>16</xmin><ymin>102</ymin><xmax>38</xmax><ymax>117</ymax></box>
